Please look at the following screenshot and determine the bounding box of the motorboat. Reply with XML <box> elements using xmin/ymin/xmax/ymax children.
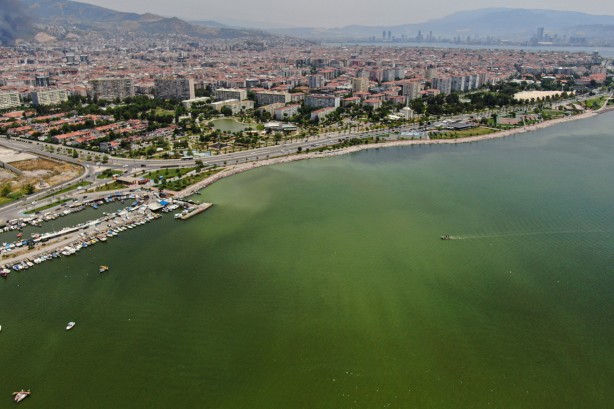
<box><xmin>99</xmin><ymin>265</ymin><xmax>109</xmax><ymax>274</ymax></box>
<box><xmin>440</xmin><ymin>235</ymin><xmax>452</xmax><ymax>240</ymax></box>
<box><xmin>66</xmin><ymin>322</ymin><xmax>76</xmax><ymax>331</ymax></box>
<box><xmin>12</xmin><ymin>390</ymin><xmax>30</xmax><ymax>403</ymax></box>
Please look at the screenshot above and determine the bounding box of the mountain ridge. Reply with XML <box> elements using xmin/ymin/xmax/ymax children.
<box><xmin>266</xmin><ymin>8</ymin><xmax>614</xmax><ymax>41</ymax></box>
<box><xmin>19</xmin><ymin>0</ymin><xmax>272</xmax><ymax>40</ymax></box>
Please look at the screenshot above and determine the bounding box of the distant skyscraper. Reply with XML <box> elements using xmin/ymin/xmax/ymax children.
<box><xmin>537</xmin><ymin>27</ymin><xmax>544</xmax><ymax>41</ymax></box>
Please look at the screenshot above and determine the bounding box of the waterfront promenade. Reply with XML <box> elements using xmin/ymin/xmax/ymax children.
<box><xmin>177</xmin><ymin>109</ymin><xmax>602</xmax><ymax>198</ymax></box>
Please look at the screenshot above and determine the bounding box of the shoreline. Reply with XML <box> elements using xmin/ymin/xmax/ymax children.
<box><xmin>178</xmin><ymin>110</ymin><xmax>599</xmax><ymax>198</ymax></box>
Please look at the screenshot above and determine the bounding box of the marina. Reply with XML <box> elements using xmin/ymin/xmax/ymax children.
<box><xmin>0</xmin><ymin>191</ymin><xmax>213</xmax><ymax>274</ymax></box>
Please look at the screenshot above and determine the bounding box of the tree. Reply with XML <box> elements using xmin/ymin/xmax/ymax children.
<box><xmin>22</xmin><ymin>183</ymin><xmax>35</xmax><ymax>195</ymax></box>
<box><xmin>273</xmin><ymin>132</ymin><xmax>283</xmax><ymax>145</ymax></box>
<box><xmin>72</xmin><ymin>150</ymin><xmax>78</xmax><ymax>159</ymax></box>
<box><xmin>220</xmin><ymin>106</ymin><xmax>233</xmax><ymax>117</ymax></box>
<box><xmin>102</xmin><ymin>155</ymin><xmax>109</xmax><ymax>164</ymax></box>
<box><xmin>0</xmin><ymin>182</ymin><xmax>11</xmax><ymax>197</ymax></box>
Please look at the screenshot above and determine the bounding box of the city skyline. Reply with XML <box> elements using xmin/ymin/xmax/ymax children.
<box><xmin>80</xmin><ymin>0</ymin><xmax>614</xmax><ymax>28</ymax></box>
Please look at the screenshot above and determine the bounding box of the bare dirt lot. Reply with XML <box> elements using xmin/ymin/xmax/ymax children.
<box><xmin>6</xmin><ymin>158</ymin><xmax>83</xmax><ymax>190</ymax></box>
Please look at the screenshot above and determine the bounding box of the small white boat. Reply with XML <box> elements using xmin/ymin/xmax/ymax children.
<box><xmin>12</xmin><ymin>390</ymin><xmax>30</xmax><ymax>403</ymax></box>
<box><xmin>66</xmin><ymin>322</ymin><xmax>76</xmax><ymax>331</ymax></box>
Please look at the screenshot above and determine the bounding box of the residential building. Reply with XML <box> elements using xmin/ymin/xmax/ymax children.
<box><xmin>431</xmin><ymin>77</ymin><xmax>452</xmax><ymax>95</ymax></box>
<box><xmin>310</xmin><ymin>107</ymin><xmax>336</xmax><ymax>121</ymax></box>
<box><xmin>154</xmin><ymin>78</ymin><xmax>195</xmax><ymax>101</ymax></box>
<box><xmin>255</xmin><ymin>91</ymin><xmax>291</xmax><ymax>106</ymax></box>
<box><xmin>274</xmin><ymin>104</ymin><xmax>300</xmax><ymax>120</ymax></box>
<box><xmin>0</xmin><ymin>92</ymin><xmax>21</xmax><ymax>110</ymax></box>
<box><xmin>304</xmin><ymin>94</ymin><xmax>340</xmax><ymax>109</ymax></box>
<box><xmin>451</xmin><ymin>76</ymin><xmax>466</xmax><ymax>93</ymax></box>
<box><xmin>35</xmin><ymin>75</ymin><xmax>50</xmax><ymax>87</ymax></box>
<box><xmin>210</xmin><ymin>99</ymin><xmax>255</xmax><ymax>115</ymax></box>
<box><xmin>90</xmin><ymin>78</ymin><xmax>135</xmax><ymax>101</ymax></box>
<box><xmin>352</xmin><ymin>77</ymin><xmax>369</xmax><ymax>93</ymax></box>
<box><xmin>182</xmin><ymin>97</ymin><xmax>210</xmax><ymax>110</ymax></box>
<box><xmin>399</xmin><ymin>81</ymin><xmax>422</xmax><ymax>100</ymax></box>
<box><xmin>214</xmin><ymin>88</ymin><xmax>247</xmax><ymax>101</ymax></box>
<box><xmin>31</xmin><ymin>89</ymin><xmax>69</xmax><ymax>106</ymax></box>
<box><xmin>363</xmin><ymin>99</ymin><xmax>382</xmax><ymax>109</ymax></box>
<box><xmin>308</xmin><ymin>75</ymin><xmax>325</xmax><ymax>89</ymax></box>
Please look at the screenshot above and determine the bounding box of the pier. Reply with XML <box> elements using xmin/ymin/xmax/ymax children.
<box><xmin>178</xmin><ymin>203</ymin><xmax>213</xmax><ymax>220</ymax></box>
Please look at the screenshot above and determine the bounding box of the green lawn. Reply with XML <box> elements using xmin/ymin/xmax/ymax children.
<box><xmin>145</xmin><ymin>167</ymin><xmax>195</xmax><ymax>181</ymax></box>
<box><xmin>431</xmin><ymin>127</ymin><xmax>496</xmax><ymax>139</ymax></box>
<box><xmin>158</xmin><ymin>168</ymin><xmax>223</xmax><ymax>191</ymax></box>
<box><xmin>0</xmin><ymin>196</ymin><xmax>15</xmax><ymax>206</ymax></box>
<box><xmin>585</xmin><ymin>96</ymin><xmax>608</xmax><ymax>110</ymax></box>
<box><xmin>42</xmin><ymin>181</ymin><xmax>92</xmax><ymax>199</ymax></box>
<box><xmin>97</xmin><ymin>169</ymin><xmax>124</xmax><ymax>179</ymax></box>
<box><xmin>90</xmin><ymin>181</ymin><xmax>125</xmax><ymax>192</ymax></box>
<box><xmin>541</xmin><ymin>109</ymin><xmax>567</xmax><ymax>120</ymax></box>
<box><xmin>152</xmin><ymin>108</ymin><xmax>175</xmax><ymax>117</ymax></box>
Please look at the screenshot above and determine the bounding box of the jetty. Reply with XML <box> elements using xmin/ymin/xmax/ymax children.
<box><xmin>178</xmin><ymin>203</ymin><xmax>213</xmax><ymax>220</ymax></box>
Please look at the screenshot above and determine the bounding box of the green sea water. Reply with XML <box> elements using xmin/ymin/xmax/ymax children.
<box><xmin>1</xmin><ymin>113</ymin><xmax>614</xmax><ymax>408</ymax></box>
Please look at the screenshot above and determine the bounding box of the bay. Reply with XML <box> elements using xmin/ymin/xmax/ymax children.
<box><xmin>1</xmin><ymin>113</ymin><xmax>614</xmax><ymax>408</ymax></box>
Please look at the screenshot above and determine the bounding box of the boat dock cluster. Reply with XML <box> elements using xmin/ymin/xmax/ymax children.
<box><xmin>0</xmin><ymin>189</ymin><xmax>214</xmax><ymax>278</ymax></box>
<box><xmin>1</xmin><ymin>206</ymin><xmax>161</xmax><ymax>276</ymax></box>
<box><xmin>1</xmin><ymin>192</ymin><xmax>145</xmax><ymax>232</ymax></box>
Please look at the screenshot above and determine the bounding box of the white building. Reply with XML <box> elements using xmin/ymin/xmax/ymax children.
<box><xmin>31</xmin><ymin>89</ymin><xmax>69</xmax><ymax>106</ymax></box>
<box><xmin>304</xmin><ymin>94</ymin><xmax>340</xmax><ymax>109</ymax></box>
<box><xmin>255</xmin><ymin>92</ymin><xmax>291</xmax><ymax>106</ymax></box>
<box><xmin>274</xmin><ymin>104</ymin><xmax>300</xmax><ymax>120</ymax></box>
<box><xmin>214</xmin><ymin>88</ymin><xmax>247</xmax><ymax>101</ymax></box>
<box><xmin>0</xmin><ymin>92</ymin><xmax>21</xmax><ymax>110</ymax></box>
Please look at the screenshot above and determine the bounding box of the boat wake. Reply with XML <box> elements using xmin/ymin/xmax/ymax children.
<box><xmin>448</xmin><ymin>229</ymin><xmax>611</xmax><ymax>241</ymax></box>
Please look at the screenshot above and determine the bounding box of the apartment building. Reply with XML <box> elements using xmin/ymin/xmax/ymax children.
<box><xmin>308</xmin><ymin>75</ymin><xmax>325</xmax><ymax>89</ymax></box>
<box><xmin>310</xmin><ymin>107</ymin><xmax>336</xmax><ymax>122</ymax></box>
<box><xmin>274</xmin><ymin>104</ymin><xmax>300</xmax><ymax>121</ymax></box>
<box><xmin>0</xmin><ymin>92</ymin><xmax>21</xmax><ymax>110</ymax></box>
<box><xmin>214</xmin><ymin>88</ymin><xmax>247</xmax><ymax>101</ymax></box>
<box><xmin>35</xmin><ymin>75</ymin><xmax>50</xmax><ymax>87</ymax></box>
<box><xmin>154</xmin><ymin>78</ymin><xmax>195</xmax><ymax>101</ymax></box>
<box><xmin>31</xmin><ymin>89</ymin><xmax>69</xmax><ymax>106</ymax></box>
<box><xmin>210</xmin><ymin>99</ymin><xmax>255</xmax><ymax>115</ymax></box>
<box><xmin>255</xmin><ymin>91</ymin><xmax>291</xmax><ymax>106</ymax></box>
<box><xmin>90</xmin><ymin>78</ymin><xmax>135</xmax><ymax>101</ymax></box>
<box><xmin>431</xmin><ymin>77</ymin><xmax>452</xmax><ymax>95</ymax></box>
<box><xmin>399</xmin><ymin>81</ymin><xmax>422</xmax><ymax>101</ymax></box>
<box><xmin>304</xmin><ymin>94</ymin><xmax>340</xmax><ymax>109</ymax></box>
<box><xmin>352</xmin><ymin>77</ymin><xmax>369</xmax><ymax>93</ymax></box>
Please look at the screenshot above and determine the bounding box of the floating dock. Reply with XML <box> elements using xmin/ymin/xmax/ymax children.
<box><xmin>179</xmin><ymin>203</ymin><xmax>213</xmax><ymax>220</ymax></box>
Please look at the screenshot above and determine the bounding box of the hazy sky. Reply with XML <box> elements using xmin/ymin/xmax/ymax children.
<box><xmin>82</xmin><ymin>0</ymin><xmax>614</xmax><ymax>27</ymax></box>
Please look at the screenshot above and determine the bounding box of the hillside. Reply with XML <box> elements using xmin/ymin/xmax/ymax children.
<box><xmin>19</xmin><ymin>0</ymin><xmax>271</xmax><ymax>40</ymax></box>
